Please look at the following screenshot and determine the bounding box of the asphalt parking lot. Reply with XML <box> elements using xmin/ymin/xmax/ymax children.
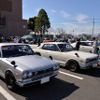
<box><xmin>0</xmin><ymin>66</ymin><xmax>100</xmax><ymax>100</ymax></box>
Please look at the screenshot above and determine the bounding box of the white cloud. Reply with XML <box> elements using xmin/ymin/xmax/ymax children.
<box><xmin>60</xmin><ymin>11</ymin><xmax>70</xmax><ymax>18</ymax></box>
<box><xmin>35</xmin><ymin>8</ymin><xmax>41</xmax><ymax>13</ymax></box>
<box><xmin>62</xmin><ymin>22</ymin><xmax>79</xmax><ymax>29</ymax></box>
<box><xmin>61</xmin><ymin>22</ymin><xmax>93</xmax><ymax>35</ymax></box>
<box><xmin>76</xmin><ymin>14</ymin><xmax>88</xmax><ymax>22</ymax></box>
<box><xmin>50</xmin><ymin>9</ymin><xmax>57</xmax><ymax>13</ymax></box>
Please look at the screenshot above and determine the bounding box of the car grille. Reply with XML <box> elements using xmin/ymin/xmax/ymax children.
<box><xmin>86</xmin><ymin>57</ymin><xmax>98</xmax><ymax>63</ymax></box>
<box><xmin>31</xmin><ymin>67</ymin><xmax>55</xmax><ymax>80</ymax></box>
<box><xmin>38</xmin><ymin>67</ymin><xmax>53</xmax><ymax>74</ymax></box>
<box><xmin>89</xmin><ymin>58</ymin><xmax>98</xmax><ymax>62</ymax></box>
<box><xmin>32</xmin><ymin>67</ymin><xmax>54</xmax><ymax>76</ymax></box>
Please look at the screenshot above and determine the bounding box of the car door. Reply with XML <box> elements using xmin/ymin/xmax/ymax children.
<box><xmin>40</xmin><ymin>44</ymin><xmax>52</xmax><ymax>58</ymax></box>
<box><xmin>0</xmin><ymin>49</ymin><xmax>5</xmax><ymax>77</ymax></box>
<box><xmin>79</xmin><ymin>42</ymin><xmax>92</xmax><ymax>52</ymax></box>
<box><xmin>41</xmin><ymin>44</ymin><xmax>59</xmax><ymax>59</ymax></box>
<box><xmin>46</xmin><ymin>44</ymin><xmax>67</xmax><ymax>66</ymax></box>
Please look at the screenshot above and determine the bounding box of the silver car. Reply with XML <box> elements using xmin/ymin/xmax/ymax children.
<box><xmin>0</xmin><ymin>43</ymin><xmax>59</xmax><ymax>90</ymax></box>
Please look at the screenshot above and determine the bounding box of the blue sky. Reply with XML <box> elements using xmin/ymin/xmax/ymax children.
<box><xmin>23</xmin><ymin>0</ymin><xmax>100</xmax><ymax>35</ymax></box>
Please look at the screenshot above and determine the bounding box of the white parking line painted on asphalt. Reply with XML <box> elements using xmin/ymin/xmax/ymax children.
<box><xmin>0</xmin><ymin>86</ymin><xmax>16</xmax><ymax>100</ymax></box>
<box><xmin>59</xmin><ymin>71</ymin><xmax>83</xmax><ymax>80</ymax></box>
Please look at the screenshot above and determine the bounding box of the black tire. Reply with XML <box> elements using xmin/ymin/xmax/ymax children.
<box><xmin>67</xmin><ymin>60</ymin><xmax>79</xmax><ymax>72</ymax></box>
<box><xmin>5</xmin><ymin>71</ymin><xmax>16</xmax><ymax>90</ymax></box>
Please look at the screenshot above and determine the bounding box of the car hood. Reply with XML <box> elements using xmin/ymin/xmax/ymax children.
<box><xmin>6</xmin><ymin>55</ymin><xmax>56</xmax><ymax>71</ymax></box>
<box><xmin>65</xmin><ymin>51</ymin><xmax>98</xmax><ymax>58</ymax></box>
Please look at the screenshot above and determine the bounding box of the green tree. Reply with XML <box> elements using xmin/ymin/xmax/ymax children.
<box><xmin>27</xmin><ymin>16</ymin><xmax>36</xmax><ymax>31</ymax></box>
<box><xmin>35</xmin><ymin>9</ymin><xmax>51</xmax><ymax>34</ymax></box>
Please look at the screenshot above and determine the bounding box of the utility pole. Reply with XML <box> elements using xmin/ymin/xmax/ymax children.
<box><xmin>92</xmin><ymin>18</ymin><xmax>95</xmax><ymax>37</ymax></box>
<box><xmin>73</xmin><ymin>30</ymin><xmax>74</xmax><ymax>36</ymax></box>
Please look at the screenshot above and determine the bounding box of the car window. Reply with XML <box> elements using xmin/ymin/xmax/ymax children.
<box><xmin>87</xmin><ymin>42</ymin><xmax>93</xmax><ymax>46</ymax></box>
<box><xmin>58</xmin><ymin>44</ymin><xmax>74</xmax><ymax>52</ymax></box>
<box><xmin>48</xmin><ymin>44</ymin><xmax>59</xmax><ymax>51</ymax></box>
<box><xmin>42</xmin><ymin>44</ymin><xmax>59</xmax><ymax>51</ymax></box>
<box><xmin>2</xmin><ymin>45</ymin><xmax>34</xmax><ymax>58</ymax></box>
<box><xmin>66</xmin><ymin>44</ymin><xmax>73</xmax><ymax>51</ymax></box>
<box><xmin>42</xmin><ymin>44</ymin><xmax>49</xmax><ymax>50</ymax></box>
<box><xmin>80</xmin><ymin>42</ymin><xmax>89</xmax><ymax>46</ymax></box>
<box><xmin>80</xmin><ymin>42</ymin><xmax>93</xmax><ymax>46</ymax></box>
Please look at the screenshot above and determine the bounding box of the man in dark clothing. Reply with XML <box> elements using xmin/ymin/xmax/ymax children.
<box><xmin>37</xmin><ymin>37</ymin><xmax>41</xmax><ymax>47</ymax></box>
<box><xmin>75</xmin><ymin>38</ymin><xmax>81</xmax><ymax>50</ymax></box>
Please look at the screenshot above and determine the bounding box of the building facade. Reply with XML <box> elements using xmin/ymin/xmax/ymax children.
<box><xmin>0</xmin><ymin>0</ymin><xmax>27</xmax><ymax>37</ymax></box>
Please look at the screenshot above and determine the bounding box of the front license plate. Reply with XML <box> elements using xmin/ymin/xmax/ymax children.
<box><xmin>41</xmin><ymin>77</ymin><xmax>50</xmax><ymax>84</ymax></box>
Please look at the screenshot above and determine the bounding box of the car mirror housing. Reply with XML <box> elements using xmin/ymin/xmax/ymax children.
<box><xmin>11</xmin><ymin>61</ymin><xmax>17</xmax><ymax>68</ymax></box>
<box><xmin>75</xmin><ymin>53</ymin><xmax>79</xmax><ymax>57</ymax></box>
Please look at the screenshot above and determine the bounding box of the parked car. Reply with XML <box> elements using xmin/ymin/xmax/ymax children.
<box><xmin>71</xmin><ymin>41</ymin><xmax>98</xmax><ymax>53</ymax></box>
<box><xmin>32</xmin><ymin>42</ymin><xmax>99</xmax><ymax>72</ymax></box>
<box><xmin>0</xmin><ymin>43</ymin><xmax>59</xmax><ymax>90</ymax></box>
<box><xmin>19</xmin><ymin>35</ymin><xmax>36</xmax><ymax>44</ymax></box>
<box><xmin>43</xmin><ymin>40</ymin><xmax>53</xmax><ymax>43</ymax></box>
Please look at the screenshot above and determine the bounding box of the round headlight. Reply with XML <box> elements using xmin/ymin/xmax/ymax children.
<box><xmin>22</xmin><ymin>73</ymin><xmax>28</xmax><ymax>79</ymax></box>
<box><xmin>53</xmin><ymin>65</ymin><xmax>59</xmax><ymax>70</ymax></box>
<box><xmin>53</xmin><ymin>66</ymin><xmax>56</xmax><ymax>70</ymax></box>
<box><xmin>34</xmin><ymin>71</ymin><xmax>38</xmax><ymax>75</ymax></box>
<box><xmin>56</xmin><ymin>65</ymin><xmax>59</xmax><ymax>69</ymax></box>
<box><xmin>28</xmin><ymin>72</ymin><xmax>33</xmax><ymax>78</ymax></box>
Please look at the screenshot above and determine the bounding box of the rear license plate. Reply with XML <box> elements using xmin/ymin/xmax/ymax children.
<box><xmin>41</xmin><ymin>77</ymin><xmax>50</xmax><ymax>84</ymax></box>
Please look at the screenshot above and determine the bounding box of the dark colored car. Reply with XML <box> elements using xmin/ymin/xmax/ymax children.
<box><xmin>19</xmin><ymin>35</ymin><xmax>37</xmax><ymax>44</ymax></box>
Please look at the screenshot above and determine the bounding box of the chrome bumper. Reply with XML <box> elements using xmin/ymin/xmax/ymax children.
<box><xmin>80</xmin><ymin>61</ymin><xmax>98</xmax><ymax>69</ymax></box>
<box><xmin>16</xmin><ymin>71</ymin><xmax>59</xmax><ymax>87</ymax></box>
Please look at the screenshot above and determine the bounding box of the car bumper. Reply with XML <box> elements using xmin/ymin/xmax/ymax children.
<box><xmin>80</xmin><ymin>61</ymin><xmax>98</xmax><ymax>69</ymax></box>
<box><xmin>16</xmin><ymin>71</ymin><xmax>59</xmax><ymax>87</ymax></box>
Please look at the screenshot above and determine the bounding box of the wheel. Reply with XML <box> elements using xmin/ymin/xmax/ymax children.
<box><xmin>5</xmin><ymin>71</ymin><xmax>16</xmax><ymax>90</ymax></box>
<box><xmin>67</xmin><ymin>60</ymin><xmax>79</xmax><ymax>72</ymax></box>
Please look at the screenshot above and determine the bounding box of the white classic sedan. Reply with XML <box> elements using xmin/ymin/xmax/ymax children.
<box><xmin>71</xmin><ymin>41</ymin><xmax>100</xmax><ymax>53</ymax></box>
<box><xmin>31</xmin><ymin>42</ymin><xmax>99</xmax><ymax>72</ymax></box>
<box><xmin>0</xmin><ymin>43</ymin><xmax>59</xmax><ymax>90</ymax></box>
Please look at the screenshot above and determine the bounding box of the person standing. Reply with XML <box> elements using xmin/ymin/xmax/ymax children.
<box><xmin>13</xmin><ymin>36</ymin><xmax>19</xmax><ymax>43</ymax></box>
<box><xmin>37</xmin><ymin>37</ymin><xmax>41</xmax><ymax>47</ymax></box>
<box><xmin>75</xmin><ymin>38</ymin><xmax>81</xmax><ymax>50</ymax></box>
<box><xmin>92</xmin><ymin>37</ymin><xmax>98</xmax><ymax>54</ymax></box>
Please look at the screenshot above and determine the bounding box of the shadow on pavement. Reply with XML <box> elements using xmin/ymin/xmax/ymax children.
<box><xmin>12</xmin><ymin>78</ymin><xmax>79</xmax><ymax>100</ymax></box>
<box><xmin>77</xmin><ymin>67</ymin><xmax>100</xmax><ymax>78</ymax></box>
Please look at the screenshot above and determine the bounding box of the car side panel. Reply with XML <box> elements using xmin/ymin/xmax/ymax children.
<box><xmin>80</xmin><ymin>45</ymin><xmax>92</xmax><ymax>52</ymax></box>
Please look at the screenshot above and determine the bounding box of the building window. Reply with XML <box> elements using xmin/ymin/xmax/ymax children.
<box><xmin>0</xmin><ymin>17</ymin><xmax>6</xmax><ymax>26</ymax></box>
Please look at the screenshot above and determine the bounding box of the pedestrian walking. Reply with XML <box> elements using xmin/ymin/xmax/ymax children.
<box><xmin>92</xmin><ymin>37</ymin><xmax>98</xmax><ymax>54</ymax></box>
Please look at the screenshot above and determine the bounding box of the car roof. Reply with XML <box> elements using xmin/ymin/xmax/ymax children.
<box><xmin>41</xmin><ymin>42</ymin><xmax>69</xmax><ymax>45</ymax></box>
<box><xmin>0</xmin><ymin>43</ymin><xmax>27</xmax><ymax>47</ymax></box>
<box><xmin>80</xmin><ymin>41</ymin><xmax>93</xmax><ymax>42</ymax></box>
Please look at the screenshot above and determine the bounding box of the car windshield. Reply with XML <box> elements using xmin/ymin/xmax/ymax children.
<box><xmin>58</xmin><ymin>44</ymin><xmax>74</xmax><ymax>52</ymax></box>
<box><xmin>2</xmin><ymin>45</ymin><xmax>34</xmax><ymax>58</ymax></box>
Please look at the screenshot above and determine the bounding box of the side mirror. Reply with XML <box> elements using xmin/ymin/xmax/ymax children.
<box><xmin>75</xmin><ymin>53</ymin><xmax>79</xmax><ymax>57</ymax></box>
<box><xmin>11</xmin><ymin>61</ymin><xmax>16</xmax><ymax>68</ymax></box>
